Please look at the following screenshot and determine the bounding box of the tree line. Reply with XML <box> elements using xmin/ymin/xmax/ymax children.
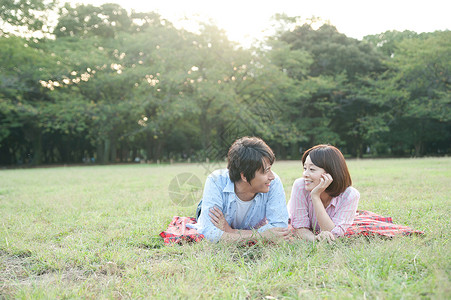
<box><xmin>1</xmin><ymin>2</ymin><xmax>450</xmax><ymax>166</ymax></box>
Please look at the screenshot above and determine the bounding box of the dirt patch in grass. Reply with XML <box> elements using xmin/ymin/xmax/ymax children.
<box><xmin>0</xmin><ymin>250</ymin><xmax>35</xmax><ymax>281</ymax></box>
<box><xmin>0</xmin><ymin>250</ymin><xmax>126</xmax><ymax>297</ymax></box>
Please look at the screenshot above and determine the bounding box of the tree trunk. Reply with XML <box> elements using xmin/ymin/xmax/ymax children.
<box><xmin>145</xmin><ymin>132</ymin><xmax>154</xmax><ymax>161</ymax></box>
<box><xmin>199</xmin><ymin>114</ymin><xmax>211</xmax><ymax>150</ymax></box>
<box><xmin>103</xmin><ymin>138</ymin><xmax>111</xmax><ymax>164</ymax></box>
<box><xmin>414</xmin><ymin>142</ymin><xmax>423</xmax><ymax>157</ymax></box>
<box><xmin>155</xmin><ymin>139</ymin><xmax>164</xmax><ymax>160</ymax></box>
<box><xmin>96</xmin><ymin>139</ymin><xmax>104</xmax><ymax>164</ymax></box>
<box><xmin>31</xmin><ymin>129</ymin><xmax>42</xmax><ymax>165</ymax></box>
<box><xmin>110</xmin><ymin>137</ymin><xmax>117</xmax><ymax>163</ymax></box>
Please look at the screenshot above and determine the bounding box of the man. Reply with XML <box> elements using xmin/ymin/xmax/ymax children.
<box><xmin>192</xmin><ymin>136</ymin><xmax>289</xmax><ymax>242</ymax></box>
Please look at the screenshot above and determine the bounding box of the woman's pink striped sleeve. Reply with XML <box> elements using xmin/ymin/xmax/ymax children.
<box><xmin>287</xmin><ymin>178</ymin><xmax>310</xmax><ymax>229</ymax></box>
<box><xmin>330</xmin><ymin>187</ymin><xmax>360</xmax><ymax>236</ymax></box>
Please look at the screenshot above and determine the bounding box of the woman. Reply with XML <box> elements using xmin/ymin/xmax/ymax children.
<box><xmin>287</xmin><ymin>144</ymin><xmax>360</xmax><ymax>242</ymax></box>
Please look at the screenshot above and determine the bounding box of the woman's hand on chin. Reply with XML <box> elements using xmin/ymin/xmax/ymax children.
<box><xmin>311</xmin><ymin>173</ymin><xmax>333</xmax><ymax>198</ymax></box>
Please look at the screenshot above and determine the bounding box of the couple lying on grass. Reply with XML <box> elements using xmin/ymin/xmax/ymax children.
<box><xmin>191</xmin><ymin>136</ymin><xmax>359</xmax><ymax>243</ymax></box>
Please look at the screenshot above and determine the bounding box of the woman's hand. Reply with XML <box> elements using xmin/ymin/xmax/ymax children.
<box><xmin>261</xmin><ymin>227</ymin><xmax>291</xmax><ymax>241</ymax></box>
<box><xmin>311</xmin><ymin>173</ymin><xmax>333</xmax><ymax>198</ymax></box>
<box><xmin>315</xmin><ymin>231</ymin><xmax>335</xmax><ymax>243</ymax></box>
<box><xmin>209</xmin><ymin>207</ymin><xmax>233</xmax><ymax>233</ymax></box>
<box><xmin>292</xmin><ymin>228</ymin><xmax>316</xmax><ymax>242</ymax></box>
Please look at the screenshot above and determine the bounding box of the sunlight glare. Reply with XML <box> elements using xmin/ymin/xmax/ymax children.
<box><xmin>75</xmin><ymin>0</ymin><xmax>450</xmax><ymax>46</ymax></box>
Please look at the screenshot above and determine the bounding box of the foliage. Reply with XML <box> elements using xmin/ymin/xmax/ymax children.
<box><xmin>278</xmin><ymin>23</ymin><xmax>384</xmax><ymax>79</ymax></box>
<box><xmin>0</xmin><ymin>0</ymin><xmax>54</xmax><ymax>33</ymax></box>
<box><xmin>371</xmin><ymin>31</ymin><xmax>451</xmax><ymax>156</ymax></box>
<box><xmin>0</xmin><ymin>1</ymin><xmax>450</xmax><ymax>165</ymax></box>
<box><xmin>363</xmin><ymin>30</ymin><xmax>420</xmax><ymax>58</ymax></box>
<box><xmin>54</xmin><ymin>3</ymin><xmax>133</xmax><ymax>38</ymax></box>
<box><xmin>0</xmin><ymin>35</ymin><xmax>68</xmax><ymax>164</ymax></box>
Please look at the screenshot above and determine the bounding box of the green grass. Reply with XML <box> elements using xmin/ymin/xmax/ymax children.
<box><xmin>0</xmin><ymin>158</ymin><xmax>450</xmax><ymax>299</ymax></box>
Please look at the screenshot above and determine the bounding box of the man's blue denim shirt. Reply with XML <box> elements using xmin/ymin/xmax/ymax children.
<box><xmin>190</xmin><ymin>169</ymin><xmax>289</xmax><ymax>242</ymax></box>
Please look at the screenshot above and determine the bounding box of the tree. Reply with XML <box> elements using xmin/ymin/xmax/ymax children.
<box><xmin>378</xmin><ymin>31</ymin><xmax>451</xmax><ymax>156</ymax></box>
<box><xmin>363</xmin><ymin>30</ymin><xmax>419</xmax><ymax>58</ymax></box>
<box><xmin>0</xmin><ymin>35</ymin><xmax>68</xmax><ymax>164</ymax></box>
<box><xmin>268</xmin><ymin>20</ymin><xmax>387</xmax><ymax>156</ymax></box>
<box><xmin>54</xmin><ymin>3</ymin><xmax>133</xmax><ymax>38</ymax></box>
<box><xmin>279</xmin><ymin>23</ymin><xmax>384</xmax><ymax>80</ymax></box>
<box><xmin>0</xmin><ymin>0</ymin><xmax>54</xmax><ymax>34</ymax></box>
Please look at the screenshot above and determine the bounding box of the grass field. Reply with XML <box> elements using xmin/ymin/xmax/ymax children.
<box><xmin>1</xmin><ymin>158</ymin><xmax>450</xmax><ymax>299</ymax></box>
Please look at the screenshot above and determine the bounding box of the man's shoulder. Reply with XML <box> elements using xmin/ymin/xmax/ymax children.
<box><xmin>208</xmin><ymin>169</ymin><xmax>229</xmax><ymax>179</ymax></box>
<box><xmin>269</xmin><ymin>171</ymin><xmax>282</xmax><ymax>185</ymax></box>
<box><xmin>207</xmin><ymin>169</ymin><xmax>230</xmax><ymax>186</ymax></box>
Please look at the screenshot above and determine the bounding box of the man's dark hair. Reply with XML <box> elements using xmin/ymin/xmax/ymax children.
<box><xmin>227</xmin><ymin>136</ymin><xmax>275</xmax><ymax>183</ymax></box>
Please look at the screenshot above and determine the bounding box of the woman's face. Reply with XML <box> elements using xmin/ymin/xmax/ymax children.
<box><xmin>302</xmin><ymin>155</ymin><xmax>327</xmax><ymax>191</ymax></box>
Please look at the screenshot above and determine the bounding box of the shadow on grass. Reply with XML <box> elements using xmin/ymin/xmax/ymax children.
<box><xmin>131</xmin><ymin>236</ymin><xmax>165</xmax><ymax>249</ymax></box>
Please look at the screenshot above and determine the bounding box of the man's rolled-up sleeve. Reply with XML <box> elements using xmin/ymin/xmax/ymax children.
<box><xmin>196</xmin><ymin>176</ymin><xmax>225</xmax><ymax>242</ymax></box>
<box><xmin>258</xmin><ymin>176</ymin><xmax>289</xmax><ymax>233</ymax></box>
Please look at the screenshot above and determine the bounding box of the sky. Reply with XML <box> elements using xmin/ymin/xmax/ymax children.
<box><xmin>75</xmin><ymin>0</ymin><xmax>450</xmax><ymax>47</ymax></box>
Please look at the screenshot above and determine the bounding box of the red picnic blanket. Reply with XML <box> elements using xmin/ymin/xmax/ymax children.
<box><xmin>159</xmin><ymin>210</ymin><xmax>424</xmax><ymax>245</ymax></box>
<box><xmin>159</xmin><ymin>216</ymin><xmax>204</xmax><ymax>245</ymax></box>
<box><xmin>343</xmin><ymin>210</ymin><xmax>424</xmax><ymax>237</ymax></box>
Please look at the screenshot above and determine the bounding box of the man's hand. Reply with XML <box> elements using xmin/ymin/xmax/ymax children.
<box><xmin>209</xmin><ymin>207</ymin><xmax>233</xmax><ymax>233</ymax></box>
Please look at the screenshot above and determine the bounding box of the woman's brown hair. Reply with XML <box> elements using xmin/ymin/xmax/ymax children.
<box><xmin>302</xmin><ymin>144</ymin><xmax>352</xmax><ymax>197</ymax></box>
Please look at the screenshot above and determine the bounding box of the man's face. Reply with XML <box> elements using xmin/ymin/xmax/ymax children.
<box><xmin>248</xmin><ymin>157</ymin><xmax>275</xmax><ymax>194</ymax></box>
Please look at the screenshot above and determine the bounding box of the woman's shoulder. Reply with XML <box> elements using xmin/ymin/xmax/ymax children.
<box><xmin>292</xmin><ymin>178</ymin><xmax>308</xmax><ymax>192</ymax></box>
<box><xmin>341</xmin><ymin>186</ymin><xmax>360</xmax><ymax>199</ymax></box>
<box><xmin>293</xmin><ymin>177</ymin><xmax>306</xmax><ymax>186</ymax></box>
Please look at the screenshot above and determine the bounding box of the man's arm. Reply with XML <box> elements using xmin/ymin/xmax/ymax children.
<box><xmin>196</xmin><ymin>175</ymin><xmax>228</xmax><ymax>242</ymax></box>
<box><xmin>257</xmin><ymin>175</ymin><xmax>289</xmax><ymax>237</ymax></box>
<box><xmin>209</xmin><ymin>206</ymin><xmax>289</xmax><ymax>242</ymax></box>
